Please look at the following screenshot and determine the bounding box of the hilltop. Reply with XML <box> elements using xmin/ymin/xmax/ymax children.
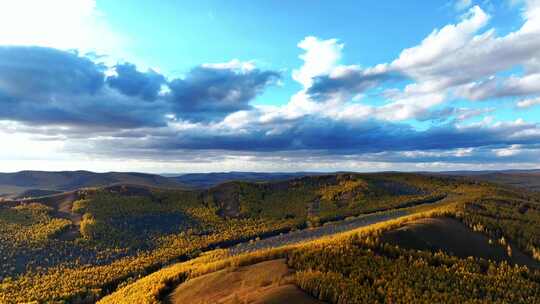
<box><xmin>168</xmin><ymin>171</ymin><xmax>315</xmax><ymax>188</ymax></box>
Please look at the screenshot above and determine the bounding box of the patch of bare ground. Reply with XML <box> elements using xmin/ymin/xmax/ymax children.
<box><xmin>169</xmin><ymin>259</ymin><xmax>325</xmax><ymax>304</ymax></box>
<box><xmin>54</xmin><ymin>192</ymin><xmax>82</xmax><ymax>240</ymax></box>
<box><xmin>381</xmin><ymin>217</ymin><xmax>540</xmax><ymax>269</ymax></box>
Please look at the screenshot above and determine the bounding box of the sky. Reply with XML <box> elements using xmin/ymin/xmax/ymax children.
<box><xmin>1</xmin><ymin>0</ymin><xmax>540</xmax><ymax>173</ymax></box>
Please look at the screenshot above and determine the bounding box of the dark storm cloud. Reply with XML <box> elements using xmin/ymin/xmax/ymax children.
<box><xmin>0</xmin><ymin>46</ymin><xmax>164</xmax><ymax>128</ymax></box>
<box><xmin>168</xmin><ymin>67</ymin><xmax>280</xmax><ymax>121</ymax></box>
<box><xmin>0</xmin><ymin>46</ymin><xmax>105</xmax><ymax>98</ymax></box>
<box><xmin>307</xmin><ymin>69</ymin><xmax>403</xmax><ymax>100</ymax></box>
<box><xmin>105</xmin><ymin>115</ymin><xmax>540</xmax><ymax>157</ymax></box>
<box><xmin>106</xmin><ymin>63</ymin><xmax>165</xmax><ymax>101</ymax></box>
<box><xmin>0</xmin><ymin>92</ymin><xmax>166</xmax><ymax>128</ymax></box>
<box><xmin>0</xmin><ymin>46</ymin><xmax>280</xmax><ymax>127</ymax></box>
<box><xmin>417</xmin><ymin>107</ymin><xmax>495</xmax><ymax>123</ymax></box>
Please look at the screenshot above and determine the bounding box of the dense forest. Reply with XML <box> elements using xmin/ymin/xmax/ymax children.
<box><xmin>1</xmin><ymin>173</ymin><xmax>540</xmax><ymax>303</ymax></box>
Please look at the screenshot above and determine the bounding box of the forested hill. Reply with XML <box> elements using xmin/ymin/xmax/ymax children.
<box><xmin>0</xmin><ymin>170</ymin><xmax>185</xmax><ymax>198</ymax></box>
<box><xmin>168</xmin><ymin>171</ymin><xmax>316</xmax><ymax>188</ymax></box>
<box><xmin>0</xmin><ymin>172</ymin><xmax>464</xmax><ymax>303</ymax></box>
<box><xmin>101</xmin><ymin>172</ymin><xmax>540</xmax><ymax>304</ymax></box>
<box><xmin>2</xmin><ymin>169</ymin><xmax>539</xmax><ymax>199</ymax></box>
<box><xmin>438</xmin><ymin>169</ymin><xmax>540</xmax><ymax>192</ymax></box>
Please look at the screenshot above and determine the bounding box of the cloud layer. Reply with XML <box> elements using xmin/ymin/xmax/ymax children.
<box><xmin>0</xmin><ymin>46</ymin><xmax>280</xmax><ymax>128</ymax></box>
<box><xmin>1</xmin><ymin>1</ymin><xmax>540</xmax><ymax>171</ymax></box>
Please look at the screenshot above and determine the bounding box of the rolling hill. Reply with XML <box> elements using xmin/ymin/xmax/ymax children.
<box><xmin>439</xmin><ymin>169</ymin><xmax>540</xmax><ymax>192</ymax></box>
<box><xmin>101</xmin><ymin>177</ymin><xmax>540</xmax><ymax>304</ymax></box>
<box><xmin>466</xmin><ymin>172</ymin><xmax>540</xmax><ymax>192</ymax></box>
<box><xmin>0</xmin><ymin>170</ymin><xmax>185</xmax><ymax>198</ymax></box>
<box><xmin>0</xmin><ymin>170</ymin><xmax>314</xmax><ymax>198</ymax></box>
<box><xmin>168</xmin><ymin>171</ymin><xmax>315</xmax><ymax>188</ymax></box>
<box><xmin>1</xmin><ymin>172</ymin><xmax>540</xmax><ymax>303</ymax></box>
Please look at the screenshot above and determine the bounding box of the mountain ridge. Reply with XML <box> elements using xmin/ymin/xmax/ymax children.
<box><xmin>0</xmin><ymin>170</ymin><xmax>185</xmax><ymax>198</ymax></box>
<box><xmin>2</xmin><ymin>169</ymin><xmax>540</xmax><ymax>198</ymax></box>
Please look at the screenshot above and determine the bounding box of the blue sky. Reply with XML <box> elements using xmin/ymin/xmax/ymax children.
<box><xmin>0</xmin><ymin>0</ymin><xmax>539</xmax><ymax>173</ymax></box>
<box><xmin>97</xmin><ymin>0</ymin><xmax>523</xmax><ymax>106</ymax></box>
<box><xmin>97</xmin><ymin>1</ymin><xmax>440</xmax><ymax>105</ymax></box>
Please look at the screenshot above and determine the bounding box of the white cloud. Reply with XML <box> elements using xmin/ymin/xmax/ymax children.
<box><xmin>455</xmin><ymin>107</ymin><xmax>495</xmax><ymax>121</ymax></box>
<box><xmin>202</xmin><ymin>59</ymin><xmax>256</xmax><ymax>73</ymax></box>
<box><xmin>517</xmin><ymin>96</ymin><xmax>540</xmax><ymax>108</ymax></box>
<box><xmin>0</xmin><ymin>0</ymin><xmax>121</xmax><ymax>54</ymax></box>
<box><xmin>499</xmin><ymin>73</ymin><xmax>540</xmax><ymax>97</ymax></box>
<box><xmin>493</xmin><ymin>144</ymin><xmax>522</xmax><ymax>156</ymax></box>
<box><xmin>390</xmin><ymin>6</ymin><xmax>489</xmax><ymax>74</ymax></box>
<box><xmin>292</xmin><ymin>36</ymin><xmax>344</xmax><ymax>89</ymax></box>
<box><xmin>454</xmin><ymin>76</ymin><xmax>498</xmax><ymax>100</ymax></box>
<box><xmin>374</xmin><ymin>0</ymin><xmax>539</xmax><ymax>104</ymax></box>
<box><xmin>456</xmin><ymin>73</ymin><xmax>540</xmax><ymax>100</ymax></box>
<box><xmin>375</xmin><ymin>93</ymin><xmax>446</xmax><ymax>121</ymax></box>
<box><xmin>281</xmin><ymin>3</ymin><xmax>540</xmax><ymax>124</ymax></box>
<box><xmin>0</xmin><ymin>121</ymin><xmax>66</xmax><ymax>161</ymax></box>
<box><xmin>455</xmin><ymin>147</ymin><xmax>474</xmax><ymax>156</ymax></box>
<box><xmin>521</xmin><ymin>0</ymin><xmax>540</xmax><ymax>33</ymax></box>
<box><xmin>338</xmin><ymin>6</ymin><xmax>493</xmax><ymax>122</ymax></box>
<box><xmin>365</xmin><ymin>1</ymin><xmax>540</xmax><ymax>120</ymax></box>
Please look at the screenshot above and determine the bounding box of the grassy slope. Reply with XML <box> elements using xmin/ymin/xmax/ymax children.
<box><xmin>169</xmin><ymin>259</ymin><xmax>324</xmax><ymax>304</ymax></box>
<box><xmin>380</xmin><ymin>217</ymin><xmax>540</xmax><ymax>268</ymax></box>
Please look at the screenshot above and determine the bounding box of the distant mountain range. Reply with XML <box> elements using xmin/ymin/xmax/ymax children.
<box><xmin>432</xmin><ymin>169</ymin><xmax>540</xmax><ymax>192</ymax></box>
<box><xmin>1</xmin><ymin>169</ymin><xmax>539</xmax><ymax>198</ymax></box>
<box><xmin>167</xmin><ymin>172</ymin><xmax>316</xmax><ymax>188</ymax></box>
<box><xmin>0</xmin><ymin>170</ymin><xmax>184</xmax><ymax>198</ymax></box>
<box><xmin>0</xmin><ymin>170</ymin><xmax>317</xmax><ymax>198</ymax></box>
<box><xmin>437</xmin><ymin>169</ymin><xmax>540</xmax><ymax>175</ymax></box>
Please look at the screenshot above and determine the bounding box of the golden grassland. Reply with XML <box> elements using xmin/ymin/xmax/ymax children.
<box><xmin>167</xmin><ymin>258</ymin><xmax>325</xmax><ymax>304</ymax></box>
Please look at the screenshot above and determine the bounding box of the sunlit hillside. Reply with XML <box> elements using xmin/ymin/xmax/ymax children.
<box><xmin>101</xmin><ymin>185</ymin><xmax>540</xmax><ymax>304</ymax></box>
<box><xmin>0</xmin><ymin>172</ymin><xmax>539</xmax><ymax>303</ymax></box>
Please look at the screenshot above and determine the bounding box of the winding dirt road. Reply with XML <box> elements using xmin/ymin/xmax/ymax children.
<box><xmin>229</xmin><ymin>194</ymin><xmax>454</xmax><ymax>255</ymax></box>
<box><xmin>229</xmin><ymin>209</ymin><xmax>408</xmax><ymax>255</ymax></box>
